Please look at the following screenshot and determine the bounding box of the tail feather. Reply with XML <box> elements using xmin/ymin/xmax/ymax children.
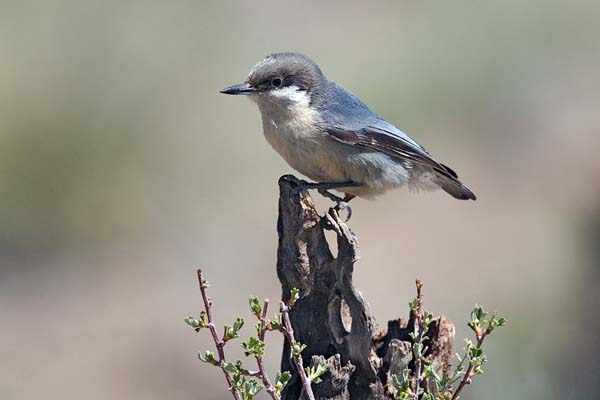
<box><xmin>435</xmin><ymin>168</ymin><xmax>477</xmax><ymax>201</ymax></box>
<box><xmin>440</xmin><ymin>179</ymin><xmax>476</xmax><ymax>200</ymax></box>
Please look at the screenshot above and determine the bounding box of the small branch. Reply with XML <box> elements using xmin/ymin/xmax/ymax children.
<box><xmin>254</xmin><ymin>299</ymin><xmax>279</xmax><ymax>400</ymax></box>
<box><xmin>412</xmin><ymin>279</ymin><xmax>425</xmax><ymax>400</ymax></box>
<box><xmin>197</xmin><ymin>269</ymin><xmax>241</xmax><ymax>400</ymax></box>
<box><xmin>280</xmin><ymin>302</ymin><xmax>316</xmax><ymax>400</ymax></box>
<box><xmin>450</xmin><ymin>330</ymin><xmax>488</xmax><ymax>400</ymax></box>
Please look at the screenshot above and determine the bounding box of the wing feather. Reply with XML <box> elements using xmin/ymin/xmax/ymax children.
<box><xmin>313</xmin><ymin>82</ymin><xmax>476</xmax><ymax>200</ymax></box>
<box><xmin>325</xmin><ymin>124</ymin><xmax>458</xmax><ymax>181</ymax></box>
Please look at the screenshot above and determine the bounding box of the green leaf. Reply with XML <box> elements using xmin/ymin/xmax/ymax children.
<box><xmin>471</xmin><ymin>305</ymin><xmax>486</xmax><ymax>322</ymax></box>
<box><xmin>468</xmin><ymin>346</ymin><xmax>483</xmax><ymax>359</ymax></box>
<box><xmin>424</xmin><ymin>362</ymin><xmax>442</xmax><ymax>383</ymax></box>
<box><xmin>184</xmin><ymin>316</ymin><xmax>201</xmax><ymax>328</ymax></box>
<box><xmin>223</xmin><ymin>318</ymin><xmax>245</xmax><ymax>341</ymax></box>
<box><xmin>223</xmin><ymin>325</ymin><xmax>235</xmax><ymax>341</ymax></box>
<box><xmin>232</xmin><ymin>371</ymin><xmax>245</xmax><ymax>391</ymax></box>
<box><xmin>242</xmin><ymin>380</ymin><xmax>262</xmax><ymax>400</ymax></box>
<box><xmin>233</xmin><ymin>317</ymin><xmax>245</xmax><ymax>332</ymax></box>
<box><xmin>408</xmin><ymin>298</ymin><xmax>419</xmax><ymax>314</ymax></box>
<box><xmin>305</xmin><ymin>362</ymin><xmax>328</xmax><ymax>384</ymax></box>
<box><xmin>198</xmin><ymin>311</ymin><xmax>208</xmax><ymax>327</ymax></box>
<box><xmin>254</xmin><ymin>322</ymin><xmax>262</xmax><ymax>336</ymax></box>
<box><xmin>268</xmin><ymin>313</ymin><xmax>283</xmax><ymax>331</ymax></box>
<box><xmin>198</xmin><ymin>350</ymin><xmax>218</xmax><ymax>365</ymax></box>
<box><xmin>249</xmin><ymin>296</ymin><xmax>262</xmax><ymax>317</ymax></box>
<box><xmin>275</xmin><ymin>371</ymin><xmax>292</xmax><ymax>394</ymax></box>
<box><xmin>423</xmin><ymin>312</ymin><xmax>434</xmax><ymax>326</ymax></box>
<box><xmin>391</xmin><ymin>368</ymin><xmax>412</xmax><ymax>393</ymax></box>
<box><xmin>289</xmin><ymin>288</ymin><xmax>300</xmax><ymax>307</ymax></box>
<box><xmin>242</xmin><ymin>336</ymin><xmax>265</xmax><ymax>358</ymax></box>
<box><xmin>221</xmin><ymin>361</ymin><xmax>239</xmax><ymax>373</ymax></box>
<box><xmin>291</xmin><ymin>340</ymin><xmax>307</xmax><ymax>356</ymax></box>
<box><xmin>413</xmin><ymin>342</ymin><xmax>424</xmax><ymax>359</ymax></box>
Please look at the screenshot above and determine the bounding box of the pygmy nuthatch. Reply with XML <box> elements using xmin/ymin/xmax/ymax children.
<box><xmin>221</xmin><ymin>52</ymin><xmax>476</xmax><ymax>213</ymax></box>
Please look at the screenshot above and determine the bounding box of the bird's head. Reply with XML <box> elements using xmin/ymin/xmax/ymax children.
<box><xmin>220</xmin><ymin>52</ymin><xmax>325</xmax><ymax>109</ymax></box>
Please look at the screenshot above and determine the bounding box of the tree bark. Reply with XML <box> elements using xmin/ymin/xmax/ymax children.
<box><xmin>276</xmin><ymin>175</ymin><xmax>455</xmax><ymax>400</ymax></box>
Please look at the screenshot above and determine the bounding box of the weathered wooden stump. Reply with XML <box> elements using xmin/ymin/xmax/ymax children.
<box><xmin>276</xmin><ymin>175</ymin><xmax>455</xmax><ymax>400</ymax></box>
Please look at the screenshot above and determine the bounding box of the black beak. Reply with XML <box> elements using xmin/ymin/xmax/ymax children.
<box><xmin>220</xmin><ymin>82</ymin><xmax>257</xmax><ymax>95</ymax></box>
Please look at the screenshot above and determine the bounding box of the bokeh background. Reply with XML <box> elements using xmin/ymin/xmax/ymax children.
<box><xmin>1</xmin><ymin>1</ymin><xmax>599</xmax><ymax>399</ymax></box>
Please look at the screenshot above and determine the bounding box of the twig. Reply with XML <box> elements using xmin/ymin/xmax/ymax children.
<box><xmin>450</xmin><ymin>330</ymin><xmax>488</xmax><ymax>400</ymax></box>
<box><xmin>412</xmin><ymin>279</ymin><xmax>425</xmax><ymax>400</ymax></box>
<box><xmin>280</xmin><ymin>302</ymin><xmax>316</xmax><ymax>400</ymax></box>
<box><xmin>197</xmin><ymin>269</ymin><xmax>241</xmax><ymax>400</ymax></box>
<box><xmin>254</xmin><ymin>299</ymin><xmax>279</xmax><ymax>400</ymax></box>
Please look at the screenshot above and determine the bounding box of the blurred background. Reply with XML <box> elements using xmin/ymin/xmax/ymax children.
<box><xmin>1</xmin><ymin>1</ymin><xmax>599</xmax><ymax>399</ymax></box>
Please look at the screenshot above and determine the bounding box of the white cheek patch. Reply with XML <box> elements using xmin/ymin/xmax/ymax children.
<box><xmin>270</xmin><ymin>86</ymin><xmax>310</xmax><ymax>105</ymax></box>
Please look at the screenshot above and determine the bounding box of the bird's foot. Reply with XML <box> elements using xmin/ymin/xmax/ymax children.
<box><xmin>322</xmin><ymin>200</ymin><xmax>353</xmax><ymax>230</ymax></box>
<box><xmin>285</xmin><ymin>177</ymin><xmax>357</xmax><ymax>222</ymax></box>
<box><xmin>320</xmin><ymin>192</ymin><xmax>354</xmax><ymax>223</ymax></box>
<box><xmin>334</xmin><ymin>200</ymin><xmax>353</xmax><ymax>222</ymax></box>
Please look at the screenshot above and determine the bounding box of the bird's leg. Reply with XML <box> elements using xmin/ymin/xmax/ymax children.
<box><xmin>317</xmin><ymin>189</ymin><xmax>345</xmax><ymax>203</ymax></box>
<box><xmin>295</xmin><ymin>179</ymin><xmax>359</xmax><ymax>192</ymax></box>
<box><xmin>294</xmin><ymin>179</ymin><xmax>359</xmax><ymax>222</ymax></box>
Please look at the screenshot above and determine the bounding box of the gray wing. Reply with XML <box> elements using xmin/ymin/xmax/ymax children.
<box><xmin>314</xmin><ymin>83</ymin><xmax>476</xmax><ymax>200</ymax></box>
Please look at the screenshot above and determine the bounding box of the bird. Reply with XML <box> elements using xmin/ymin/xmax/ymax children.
<box><xmin>221</xmin><ymin>52</ymin><xmax>476</xmax><ymax>217</ymax></box>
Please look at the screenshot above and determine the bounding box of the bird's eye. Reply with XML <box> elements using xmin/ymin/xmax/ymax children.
<box><xmin>271</xmin><ymin>78</ymin><xmax>283</xmax><ymax>88</ymax></box>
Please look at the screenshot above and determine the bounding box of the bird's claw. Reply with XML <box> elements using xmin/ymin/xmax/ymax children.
<box><xmin>322</xmin><ymin>201</ymin><xmax>352</xmax><ymax>231</ymax></box>
<box><xmin>334</xmin><ymin>201</ymin><xmax>352</xmax><ymax>222</ymax></box>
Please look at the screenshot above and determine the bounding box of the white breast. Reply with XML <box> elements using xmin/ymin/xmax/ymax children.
<box><xmin>254</xmin><ymin>87</ymin><xmax>346</xmax><ymax>182</ymax></box>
